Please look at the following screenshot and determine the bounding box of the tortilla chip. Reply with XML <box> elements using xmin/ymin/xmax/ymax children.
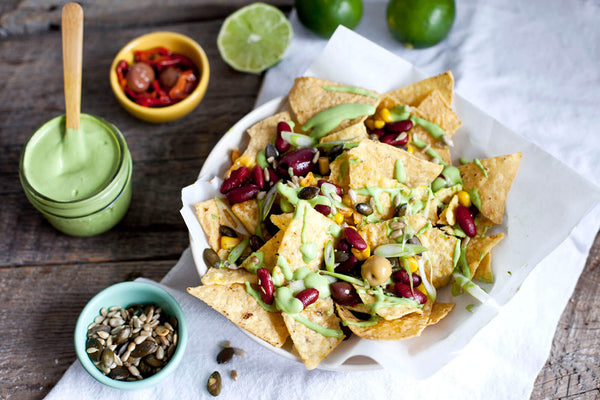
<box><xmin>194</xmin><ymin>199</ymin><xmax>222</xmax><ymax>252</ymax></box>
<box><xmin>354</xmin><ymin>285</ymin><xmax>423</xmax><ymax>321</ymax></box>
<box><xmin>277</xmin><ymin>202</ymin><xmax>335</xmax><ymax>273</ymax></box>
<box><xmin>466</xmin><ymin>233</ymin><xmax>504</xmax><ymax>277</ymax></box>
<box><xmin>384</xmin><ymin>71</ymin><xmax>454</xmax><ymax>107</ymax></box>
<box><xmin>187</xmin><ymin>284</ymin><xmax>289</xmax><ymax>347</ymax></box>
<box><xmin>330</xmin><ymin>139</ymin><xmax>443</xmax><ymax>190</ymax></box>
<box><xmin>337</xmin><ymin>301</ymin><xmax>433</xmax><ymax>340</ymax></box>
<box><xmin>474</xmin><ymin>252</ymin><xmax>493</xmax><ymax>283</ymax></box>
<box><xmin>270</xmin><ymin>213</ymin><xmax>293</xmax><ymax>230</ymax></box>
<box><xmin>226</xmin><ymin>111</ymin><xmax>291</xmax><ymax>177</ymax></box>
<box><xmin>240</xmin><ymin>228</ymin><xmax>286</xmax><ymax>272</ymax></box>
<box><xmin>418</xmin><ymin>227</ymin><xmax>459</xmax><ymax>288</ymax></box>
<box><xmin>428</xmin><ymin>302</ymin><xmax>455</xmax><ymax>325</ymax></box>
<box><xmin>281</xmin><ymin>297</ymin><xmax>344</xmax><ymax>369</ymax></box>
<box><xmin>358</xmin><ymin>221</ymin><xmax>393</xmax><ymax>250</ymax></box>
<box><xmin>458</xmin><ymin>153</ymin><xmax>522</xmax><ymax>224</ymax></box>
<box><xmin>319</xmin><ymin>122</ymin><xmax>369</xmax><ymax>144</ymax></box>
<box><xmin>201</xmin><ymin>267</ymin><xmax>257</xmax><ymax>286</ymax></box>
<box><xmin>288</xmin><ymin>77</ymin><xmax>380</xmax><ymax>132</ymax></box>
<box><xmin>404</xmin><ymin>212</ymin><xmax>431</xmax><ymax>235</ymax></box>
<box><xmin>438</xmin><ymin>194</ymin><xmax>459</xmax><ymax>226</ymax></box>
<box><xmin>231</xmin><ymin>199</ymin><xmax>259</xmax><ymax>234</ymax></box>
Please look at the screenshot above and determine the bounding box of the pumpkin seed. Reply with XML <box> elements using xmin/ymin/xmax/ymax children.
<box><xmin>108</xmin><ymin>366</ymin><xmax>130</xmax><ymax>380</ymax></box>
<box><xmin>207</xmin><ymin>371</ymin><xmax>222</xmax><ymax>396</ymax></box>
<box><xmin>219</xmin><ymin>225</ymin><xmax>238</xmax><ymax>238</ymax></box>
<box><xmin>355</xmin><ymin>203</ymin><xmax>373</xmax><ymax>216</ymax></box>
<box><xmin>298</xmin><ymin>186</ymin><xmax>319</xmax><ymax>200</ymax></box>
<box><xmin>216</xmin><ymin>347</ymin><xmax>234</xmax><ymax>364</ymax></box>
<box><xmin>131</xmin><ymin>340</ymin><xmax>158</xmax><ymax>358</ymax></box>
<box><xmin>203</xmin><ymin>248</ymin><xmax>221</xmax><ymax>268</ymax></box>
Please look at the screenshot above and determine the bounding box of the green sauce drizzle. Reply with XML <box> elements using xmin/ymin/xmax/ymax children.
<box><xmin>274</xmin><ymin>287</ymin><xmax>304</xmax><ymax>314</ymax></box>
<box><xmin>394</xmin><ymin>159</ymin><xmax>406</xmax><ymax>183</ymax></box>
<box><xmin>469</xmin><ymin>187</ymin><xmax>482</xmax><ymax>211</ymax></box>
<box><xmin>322</xmin><ymin>85</ymin><xmax>379</xmax><ymax>99</ymax></box>
<box><xmin>410</xmin><ymin>115</ymin><xmax>445</xmax><ymax>140</ymax></box>
<box><xmin>343</xmin><ymin>315</ymin><xmax>382</xmax><ymax>327</ymax></box>
<box><xmin>245</xmin><ymin>282</ymin><xmax>277</xmax><ymax>312</ymax></box>
<box><xmin>473</xmin><ymin>158</ymin><xmax>488</xmax><ymax>177</ymax></box>
<box><xmin>292</xmin><ymin>314</ymin><xmax>344</xmax><ymax>338</ymax></box>
<box><xmin>302</xmin><ymin>104</ymin><xmax>376</xmax><ymax>139</ymax></box>
<box><xmin>390</xmin><ymin>105</ymin><xmax>411</xmax><ymax>121</ymax></box>
<box><xmin>300</xmin><ymin>243</ymin><xmax>317</xmax><ymax>263</ymax></box>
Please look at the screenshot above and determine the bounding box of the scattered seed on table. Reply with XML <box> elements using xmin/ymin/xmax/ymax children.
<box><xmin>207</xmin><ymin>371</ymin><xmax>222</xmax><ymax>396</ymax></box>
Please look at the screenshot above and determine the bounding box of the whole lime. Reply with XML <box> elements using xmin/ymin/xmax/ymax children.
<box><xmin>296</xmin><ymin>0</ymin><xmax>363</xmax><ymax>38</ymax></box>
<box><xmin>386</xmin><ymin>0</ymin><xmax>455</xmax><ymax>49</ymax></box>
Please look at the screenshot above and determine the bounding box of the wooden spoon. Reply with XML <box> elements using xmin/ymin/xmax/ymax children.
<box><xmin>62</xmin><ymin>3</ymin><xmax>83</xmax><ymax>131</ymax></box>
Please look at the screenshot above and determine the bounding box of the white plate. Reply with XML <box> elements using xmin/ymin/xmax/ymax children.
<box><xmin>181</xmin><ymin>47</ymin><xmax>600</xmax><ymax>376</ymax></box>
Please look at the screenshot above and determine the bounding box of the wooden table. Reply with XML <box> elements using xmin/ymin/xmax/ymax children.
<box><xmin>0</xmin><ymin>1</ymin><xmax>598</xmax><ymax>398</ymax></box>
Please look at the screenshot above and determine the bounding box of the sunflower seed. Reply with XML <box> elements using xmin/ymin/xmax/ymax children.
<box><xmin>231</xmin><ymin>370</ymin><xmax>238</xmax><ymax>381</ymax></box>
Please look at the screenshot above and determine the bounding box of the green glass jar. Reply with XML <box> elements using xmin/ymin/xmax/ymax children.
<box><xmin>19</xmin><ymin>114</ymin><xmax>132</xmax><ymax>237</ymax></box>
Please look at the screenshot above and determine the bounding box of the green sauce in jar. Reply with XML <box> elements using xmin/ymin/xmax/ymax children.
<box><xmin>19</xmin><ymin>114</ymin><xmax>132</xmax><ymax>236</ymax></box>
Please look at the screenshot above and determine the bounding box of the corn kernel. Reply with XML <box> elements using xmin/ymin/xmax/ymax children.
<box><xmin>220</xmin><ymin>236</ymin><xmax>241</xmax><ymax>250</ymax></box>
<box><xmin>378</xmin><ymin>108</ymin><xmax>393</xmax><ymax>123</ymax></box>
<box><xmin>417</xmin><ymin>283</ymin><xmax>427</xmax><ymax>294</ymax></box>
<box><xmin>334</xmin><ymin>213</ymin><xmax>344</xmax><ymax>224</ymax></box>
<box><xmin>318</xmin><ymin>157</ymin><xmax>330</xmax><ymax>175</ymax></box>
<box><xmin>365</xmin><ymin>118</ymin><xmax>375</xmax><ymax>130</ymax></box>
<box><xmin>338</xmin><ymin>207</ymin><xmax>353</xmax><ymax>218</ymax></box>
<box><xmin>342</xmin><ymin>194</ymin><xmax>353</xmax><ymax>207</ymax></box>
<box><xmin>380</xmin><ymin>97</ymin><xmax>395</xmax><ymax>110</ymax></box>
<box><xmin>230</xmin><ymin>148</ymin><xmax>241</xmax><ymax>163</ymax></box>
<box><xmin>406</xmin><ymin>257</ymin><xmax>419</xmax><ymax>273</ymax></box>
<box><xmin>457</xmin><ymin>190</ymin><xmax>471</xmax><ymax>207</ymax></box>
<box><xmin>351</xmin><ymin>244</ymin><xmax>370</xmax><ymax>261</ymax></box>
<box><xmin>406</xmin><ymin>145</ymin><xmax>414</xmax><ymax>154</ymax></box>
<box><xmin>373</xmin><ymin>119</ymin><xmax>385</xmax><ymax>129</ymax></box>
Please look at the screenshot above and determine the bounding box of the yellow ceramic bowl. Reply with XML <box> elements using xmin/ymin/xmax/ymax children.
<box><xmin>110</xmin><ymin>31</ymin><xmax>209</xmax><ymax>123</ymax></box>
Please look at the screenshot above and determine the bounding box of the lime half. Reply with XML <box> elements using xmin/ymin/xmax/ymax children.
<box><xmin>217</xmin><ymin>3</ymin><xmax>293</xmax><ymax>74</ymax></box>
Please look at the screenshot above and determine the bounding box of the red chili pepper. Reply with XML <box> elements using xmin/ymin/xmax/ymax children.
<box><xmin>168</xmin><ymin>70</ymin><xmax>197</xmax><ymax>100</ymax></box>
<box><xmin>116</xmin><ymin>60</ymin><xmax>128</xmax><ymax>89</ymax></box>
<box><xmin>170</xmin><ymin>53</ymin><xmax>195</xmax><ymax>69</ymax></box>
<box><xmin>134</xmin><ymin>46</ymin><xmax>171</xmax><ymax>62</ymax></box>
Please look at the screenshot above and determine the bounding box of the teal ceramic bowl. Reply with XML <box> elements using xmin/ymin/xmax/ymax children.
<box><xmin>74</xmin><ymin>281</ymin><xmax>187</xmax><ymax>390</ymax></box>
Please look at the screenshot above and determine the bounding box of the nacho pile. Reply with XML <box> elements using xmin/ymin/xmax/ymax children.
<box><xmin>188</xmin><ymin>72</ymin><xmax>521</xmax><ymax>369</ymax></box>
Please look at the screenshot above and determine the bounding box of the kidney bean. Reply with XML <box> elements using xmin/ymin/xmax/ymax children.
<box><xmin>314</xmin><ymin>204</ymin><xmax>331</xmax><ymax>216</ymax></box>
<box><xmin>220</xmin><ymin>166</ymin><xmax>249</xmax><ymax>194</ymax></box>
<box><xmin>296</xmin><ymin>288</ymin><xmax>319</xmax><ymax>308</ymax></box>
<box><xmin>267</xmin><ymin>168</ymin><xmax>279</xmax><ymax>185</ymax></box>
<box><xmin>276</xmin><ymin>122</ymin><xmax>292</xmax><ymax>153</ymax></box>
<box><xmin>278</xmin><ymin>148</ymin><xmax>316</xmax><ymax>177</ymax></box>
<box><xmin>225</xmin><ymin>184</ymin><xmax>259</xmax><ymax>204</ymax></box>
<box><xmin>456</xmin><ymin>205</ymin><xmax>477</xmax><ymax>237</ymax></box>
<box><xmin>392</xmin><ymin>270</ymin><xmax>422</xmax><ymax>287</ymax></box>
<box><xmin>336</xmin><ymin>239</ymin><xmax>351</xmax><ymax>252</ymax></box>
<box><xmin>386</xmin><ymin>119</ymin><xmax>413</xmax><ymax>134</ymax></box>
<box><xmin>380</xmin><ymin>133</ymin><xmax>409</xmax><ymax>147</ymax></box>
<box><xmin>335</xmin><ymin>254</ymin><xmax>358</xmax><ymax>273</ymax></box>
<box><xmin>344</xmin><ymin>227</ymin><xmax>367</xmax><ymax>251</ymax></box>
<box><xmin>329</xmin><ymin>282</ymin><xmax>361</xmax><ymax>306</ymax></box>
<box><xmin>394</xmin><ymin>282</ymin><xmax>427</xmax><ymax>304</ymax></box>
<box><xmin>257</xmin><ymin>268</ymin><xmax>274</xmax><ymax>305</ymax></box>
<box><xmin>251</xmin><ymin>165</ymin><xmax>265</xmax><ymax>190</ymax></box>
<box><xmin>317</xmin><ymin>180</ymin><xmax>342</xmax><ymax>196</ymax></box>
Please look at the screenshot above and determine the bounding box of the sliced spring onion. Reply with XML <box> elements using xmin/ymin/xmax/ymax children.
<box><xmin>227</xmin><ymin>238</ymin><xmax>249</xmax><ymax>264</ymax></box>
<box><xmin>374</xmin><ymin>243</ymin><xmax>428</xmax><ymax>258</ymax></box>
<box><xmin>215</xmin><ymin>197</ymin><xmax>249</xmax><ymax>236</ymax></box>
<box><xmin>324</xmin><ymin>240</ymin><xmax>335</xmax><ymax>272</ymax></box>
<box><xmin>452</xmin><ymin>272</ymin><xmax>490</xmax><ymax>303</ymax></box>
<box><xmin>287</xmin><ymin>279</ymin><xmax>306</xmax><ymax>294</ymax></box>
<box><xmin>319</xmin><ymin>270</ymin><xmax>364</xmax><ymax>286</ymax></box>
<box><xmin>281</xmin><ymin>131</ymin><xmax>317</xmax><ymax>147</ymax></box>
<box><xmin>261</xmin><ymin>184</ymin><xmax>278</xmax><ymax>221</ymax></box>
<box><xmin>417</xmin><ymin>255</ymin><xmax>437</xmax><ymax>302</ymax></box>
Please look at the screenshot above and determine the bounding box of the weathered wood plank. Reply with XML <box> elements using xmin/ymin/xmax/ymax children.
<box><xmin>531</xmin><ymin>231</ymin><xmax>600</xmax><ymax>400</ymax></box>
<box><xmin>0</xmin><ymin>260</ymin><xmax>177</xmax><ymax>400</ymax></box>
<box><xmin>0</xmin><ymin>0</ymin><xmax>293</xmax><ymax>37</ymax></box>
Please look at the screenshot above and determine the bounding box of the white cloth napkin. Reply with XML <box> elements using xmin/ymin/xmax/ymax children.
<box><xmin>47</xmin><ymin>1</ymin><xmax>600</xmax><ymax>399</ymax></box>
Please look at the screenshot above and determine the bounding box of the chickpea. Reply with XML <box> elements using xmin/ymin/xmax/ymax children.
<box><xmin>361</xmin><ymin>255</ymin><xmax>392</xmax><ymax>287</ymax></box>
<box><xmin>126</xmin><ymin>62</ymin><xmax>155</xmax><ymax>93</ymax></box>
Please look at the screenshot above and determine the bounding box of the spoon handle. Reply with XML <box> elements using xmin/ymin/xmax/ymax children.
<box><xmin>62</xmin><ymin>3</ymin><xmax>83</xmax><ymax>131</ymax></box>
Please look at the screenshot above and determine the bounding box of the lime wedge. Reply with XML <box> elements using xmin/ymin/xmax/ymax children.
<box><xmin>217</xmin><ymin>2</ymin><xmax>293</xmax><ymax>74</ymax></box>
